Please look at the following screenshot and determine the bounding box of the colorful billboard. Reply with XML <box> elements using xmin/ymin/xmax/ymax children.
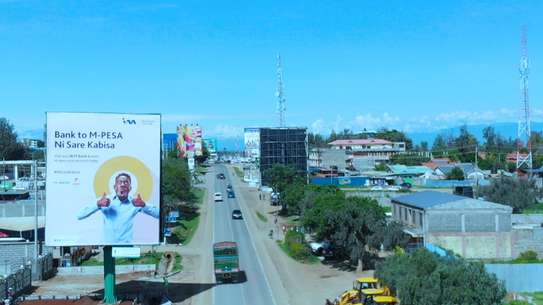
<box><xmin>46</xmin><ymin>112</ymin><xmax>161</xmax><ymax>246</ymax></box>
<box><xmin>244</xmin><ymin>128</ymin><xmax>260</xmax><ymax>159</ymax></box>
<box><xmin>203</xmin><ymin>138</ymin><xmax>218</xmax><ymax>153</ymax></box>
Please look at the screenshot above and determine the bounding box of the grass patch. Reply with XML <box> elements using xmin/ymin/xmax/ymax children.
<box><xmin>233</xmin><ymin>167</ymin><xmax>244</xmax><ymax>179</ymax></box>
<box><xmin>523</xmin><ymin>203</ymin><xmax>543</xmax><ymax>214</ymax></box>
<box><xmin>279</xmin><ymin>231</ymin><xmax>319</xmax><ymax>264</ymax></box>
<box><xmin>519</xmin><ymin>292</ymin><xmax>543</xmax><ymax>305</ymax></box>
<box><xmin>81</xmin><ymin>252</ymin><xmax>183</xmax><ymax>272</ymax></box>
<box><xmin>168</xmin><ymin>188</ymin><xmax>206</xmax><ymax>245</ymax></box>
<box><xmin>383</xmin><ymin>206</ymin><xmax>392</xmax><ymax>214</ymax></box>
<box><xmin>196</xmin><ymin>166</ymin><xmax>208</xmax><ymax>175</ymax></box>
<box><xmin>192</xmin><ymin>187</ymin><xmax>207</xmax><ymax>206</ymax></box>
<box><xmin>256</xmin><ymin>211</ymin><xmax>268</xmax><ymax>222</ymax></box>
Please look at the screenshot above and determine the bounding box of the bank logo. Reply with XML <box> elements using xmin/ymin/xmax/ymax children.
<box><xmin>122</xmin><ymin>118</ymin><xmax>137</xmax><ymax>125</ymax></box>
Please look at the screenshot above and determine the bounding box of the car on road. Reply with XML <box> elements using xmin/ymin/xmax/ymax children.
<box><xmin>386</xmin><ymin>186</ymin><xmax>400</xmax><ymax>191</ymax></box>
<box><xmin>370</xmin><ymin>185</ymin><xmax>384</xmax><ymax>191</ymax></box>
<box><xmin>226</xmin><ymin>184</ymin><xmax>233</xmax><ymax>191</ymax></box>
<box><xmin>214</xmin><ymin>192</ymin><xmax>223</xmax><ymax>202</ymax></box>
<box><xmin>231</xmin><ymin>209</ymin><xmax>243</xmax><ymax>219</ymax></box>
<box><xmin>216</xmin><ymin>173</ymin><xmax>225</xmax><ymax>179</ymax></box>
<box><xmin>227</xmin><ymin>191</ymin><xmax>235</xmax><ymax>198</ymax></box>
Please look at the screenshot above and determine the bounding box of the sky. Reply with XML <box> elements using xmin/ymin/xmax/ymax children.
<box><xmin>2</xmin><ymin>0</ymin><xmax>543</xmax><ymax>142</ymax></box>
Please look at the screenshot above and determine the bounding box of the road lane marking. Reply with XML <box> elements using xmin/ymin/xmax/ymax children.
<box><xmin>226</xmin><ymin>165</ymin><xmax>279</xmax><ymax>305</ymax></box>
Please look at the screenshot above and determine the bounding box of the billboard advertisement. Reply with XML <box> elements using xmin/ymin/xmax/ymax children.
<box><xmin>203</xmin><ymin>138</ymin><xmax>218</xmax><ymax>153</ymax></box>
<box><xmin>244</xmin><ymin>128</ymin><xmax>260</xmax><ymax>159</ymax></box>
<box><xmin>46</xmin><ymin>112</ymin><xmax>161</xmax><ymax>246</ymax></box>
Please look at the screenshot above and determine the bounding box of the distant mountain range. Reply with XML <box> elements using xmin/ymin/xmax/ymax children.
<box><xmin>407</xmin><ymin>122</ymin><xmax>543</xmax><ymax>145</ymax></box>
<box><xmin>17</xmin><ymin>122</ymin><xmax>543</xmax><ymax>151</ymax></box>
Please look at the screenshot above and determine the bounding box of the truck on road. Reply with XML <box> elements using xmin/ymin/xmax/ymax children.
<box><xmin>213</xmin><ymin>241</ymin><xmax>241</xmax><ymax>283</ymax></box>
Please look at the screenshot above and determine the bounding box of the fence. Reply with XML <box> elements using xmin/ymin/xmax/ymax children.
<box><xmin>0</xmin><ymin>265</ymin><xmax>32</xmax><ymax>300</ymax></box>
<box><xmin>35</xmin><ymin>254</ymin><xmax>55</xmax><ymax>281</ymax></box>
<box><xmin>485</xmin><ymin>263</ymin><xmax>543</xmax><ymax>292</ymax></box>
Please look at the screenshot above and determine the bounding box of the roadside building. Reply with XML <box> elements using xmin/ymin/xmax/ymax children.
<box><xmin>328</xmin><ymin>139</ymin><xmax>405</xmax><ymax>162</ymax></box>
<box><xmin>308</xmin><ymin>148</ymin><xmax>348</xmax><ymax>171</ymax></box>
<box><xmin>392</xmin><ymin>191</ymin><xmax>513</xmax><ymax>259</ymax></box>
<box><xmin>258</xmin><ymin>127</ymin><xmax>308</xmax><ymax>185</ymax></box>
<box><xmin>434</xmin><ymin>162</ymin><xmax>485</xmax><ymax>180</ymax></box>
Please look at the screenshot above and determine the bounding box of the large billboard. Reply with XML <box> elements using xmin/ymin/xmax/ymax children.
<box><xmin>46</xmin><ymin>112</ymin><xmax>161</xmax><ymax>246</ymax></box>
<box><xmin>244</xmin><ymin>128</ymin><xmax>260</xmax><ymax>159</ymax></box>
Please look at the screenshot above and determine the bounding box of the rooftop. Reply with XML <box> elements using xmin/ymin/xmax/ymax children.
<box><xmin>393</xmin><ymin>191</ymin><xmax>512</xmax><ymax>211</ymax></box>
<box><xmin>328</xmin><ymin>139</ymin><xmax>392</xmax><ymax>146</ymax></box>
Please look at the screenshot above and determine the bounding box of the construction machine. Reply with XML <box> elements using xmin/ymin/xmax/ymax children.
<box><xmin>325</xmin><ymin>277</ymin><xmax>396</xmax><ymax>305</ymax></box>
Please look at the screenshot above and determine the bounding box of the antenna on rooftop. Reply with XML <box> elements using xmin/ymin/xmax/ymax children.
<box><xmin>276</xmin><ymin>54</ymin><xmax>286</xmax><ymax>127</ymax></box>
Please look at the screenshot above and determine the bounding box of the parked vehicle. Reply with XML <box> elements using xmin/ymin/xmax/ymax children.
<box><xmin>213</xmin><ymin>241</ymin><xmax>241</xmax><ymax>283</ymax></box>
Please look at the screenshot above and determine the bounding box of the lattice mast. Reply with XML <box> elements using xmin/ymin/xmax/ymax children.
<box><xmin>517</xmin><ymin>28</ymin><xmax>533</xmax><ymax>171</ymax></box>
<box><xmin>276</xmin><ymin>54</ymin><xmax>286</xmax><ymax>127</ymax></box>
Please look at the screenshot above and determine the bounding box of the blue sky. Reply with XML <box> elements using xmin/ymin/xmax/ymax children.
<box><xmin>2</xmin><ymin>0</ymin><xmax>543</xmax><ymax>141</ymax></box>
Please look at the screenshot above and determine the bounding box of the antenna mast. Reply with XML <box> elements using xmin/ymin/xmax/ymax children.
<box><xmin>517</xmin><ymin>27</ymin><xmax>533</xmax><ymax>171</ymax></box>
<box><xmin>276</xmin><ymin>54</ymin><xmax>286</xmax><ymax>127</ymax></box>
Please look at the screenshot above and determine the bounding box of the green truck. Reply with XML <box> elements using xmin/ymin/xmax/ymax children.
<box><xmin>213</xmin><ymin>241</ymin><xmax>240</xmax><ymax>283</ymax></box>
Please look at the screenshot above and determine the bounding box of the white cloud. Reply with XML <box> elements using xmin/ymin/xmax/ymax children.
<box><xmin>310</xmin><ymin>119</ymin><xmax>325</xmax><ymax>134</ymax></box>
<box><xmin>206</xmin><ymin>124</ymin><xmax>243</xmax><ymax>139</ymax></box>
<box><xmin>310</xmin><ymin>107</ymin><xmax>543</xmax><ymax>135</ymax></box>
<box><xmin>354</xmin><ymin>112</ymin><xmax>400</xmax><ymax>130</ymax></box>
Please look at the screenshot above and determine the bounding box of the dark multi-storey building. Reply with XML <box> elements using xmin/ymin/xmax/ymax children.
<box><xmin>259</xmin><ymin>127</ymin><xmax>308</xmax><ymax>185</ymax></box>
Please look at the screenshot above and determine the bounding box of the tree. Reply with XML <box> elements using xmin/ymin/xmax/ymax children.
<box><xmin>322</xmin><ymin>197</ymin><xmax>386</xmax><ymax>271</ymax></box>
<box><xmin>446</xmin><ymin>167</ymin><xmax>465</xmax><ymax>180</ymax></box>
<box><xmin>264</xmin><ymin>164</ymin><xmax>302</xmax><ymax>214</ymax></box>
<box><xmin>162</xmin><ymin>158</ymin><xmax>194</xmax><ymax>207</ymax></box>
<box><xmin>390</xmin><ymin>153</ymin><xmax>430</xmax><ymax>166</ymax></box>
<box><xmin>420</xmin><ymin>141</ymin><xmax>428</xmax><ymax>152</ymax></box>
<box><xmin>481</xmin><ymin>177</ymin><xmax>540</xmax><ymax>212</ymax></box>
<box><xmin>195</xmin><ymin>143</ymin><xmax>209</xmax><ymax>164</ymax></box>
<box><xmin>376</xmin><ymin>249</ymin><xmax>506</xmax><ymax>305</ymax></box>
<box><xmin>432</xmin><ymin>134</ymin><xmax>448</xmax><ymax>157</ymax></box>
<box><xmin>376</xmin><ymin>128</ymin><xmax>413</xmax><ymax>150</ymax></box>
<box><xmin>453</xmin><ymin>125</ymin><xmax>478</xmax><ymax>163</ymax></box>
<box><xmin>281</xmin><ymin>176</ymin><xmax>307</xmax><ymax>215</ymax></box>
<box><xmin>0</xmin><ymin>118</ymin><xmax>28</xmax><ymax>160</ymax></box>
<box><xmin>374</xmin><ymin>163</ymin><xmax>388</xmax><ymax>171</ymax></box>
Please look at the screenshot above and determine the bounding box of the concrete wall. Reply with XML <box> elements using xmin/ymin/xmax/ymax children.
<box><xmin>0</xmin><ymin>242</ymin><xmax>37</xmax><ymax>275</ymax></box>
<box><xmin>0</xmin><ymin>199</ymin><xmax>45</xmax><ymax>217</ymax></box>
<box><xmin>512</xmin><ymin>227</ymin><xmax>543</xmax><ymax>258</ymax></box>
<box><xmin>57</xmin><ymin>264</ymin><xmax>155</xmax><ymax>275</ymax></box>
<box><xmin>427</xmin><ymin>232</ymin><xmax>512</xmax><ymax>259</ymax></box>
<box><xmin>426</xmin><ymin>211</ymin><xmax>510</xmax><ymax>233</ymax></box>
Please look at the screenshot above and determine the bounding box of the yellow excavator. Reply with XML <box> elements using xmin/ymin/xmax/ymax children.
<box><xmin>325</xmin><ymin>277</ymin><xmax>398</xmax><ymax>305</ymax></box>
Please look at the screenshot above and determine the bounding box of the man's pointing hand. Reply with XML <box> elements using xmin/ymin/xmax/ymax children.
<box><xmin>97</xmin><ymin>192</ymin><xmax>111</xmax><ymax>207</ymax></box>
<box><xmin>132</xmin><ymin>194</ymin><xmax>146</xmax><ymax>207</ymax></box>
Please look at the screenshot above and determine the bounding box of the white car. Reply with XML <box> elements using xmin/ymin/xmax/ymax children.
<box><xmin>370</xmin><ymin>185</ymin><xmax>384</xmax><ymax>191</ymax></box>
<box><xmin>214</xmin><ymin>192</ymin><xmax>223</xmax><ymax>202</ymax></box>
<box><xmin>387</xmin><ymin>186</ymin><xmax>400</xmax><ymax>191</ymax></box>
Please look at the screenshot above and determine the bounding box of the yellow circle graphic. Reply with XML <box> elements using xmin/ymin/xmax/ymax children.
<box><xmin>94</xmin><ymin>156</ymin><xmax>153</xmax><ymax>202</ymax></box>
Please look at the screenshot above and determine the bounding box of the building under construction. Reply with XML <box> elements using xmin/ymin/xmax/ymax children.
<box><xmin>258</xmin><ymin>127</ymin><xmax>308</xmax><ymax>185</ymax></box>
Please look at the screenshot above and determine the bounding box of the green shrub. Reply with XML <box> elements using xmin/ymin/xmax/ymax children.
<box><xmin>518</xmin><ymin>250</ymin><xmax>538</xmax><ymax>261</ymax></box>
<box><xmin>282</xmin><ymin>230</ymin><xmax>313</xmax><ymax>262</ymax></box>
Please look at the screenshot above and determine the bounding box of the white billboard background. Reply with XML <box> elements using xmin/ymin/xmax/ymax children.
<box><xmin>244</xmin><ymin>128</ymin><xmax>260</xmax><ymax>159</ymax></box>
<box><xmin>46</xmin><ymin>112</ymin><xmax>161</xmax><ymax>246</ymax></box>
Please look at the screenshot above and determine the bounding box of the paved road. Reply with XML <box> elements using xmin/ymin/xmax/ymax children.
<box><xmin>212</xmin><ymin>164</ymin><xmax>276</xmax><ymax>305</ymax></box>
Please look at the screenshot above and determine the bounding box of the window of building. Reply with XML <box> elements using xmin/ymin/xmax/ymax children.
<box><xmin>419</xmin><ymin>212</ymin><xmax>423</xmax><ymax>227</ymax></box>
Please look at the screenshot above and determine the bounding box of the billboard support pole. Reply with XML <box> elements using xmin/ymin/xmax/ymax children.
<box><xmin>103</xmin><ymin>246</ymin><xmax>116</xmax><ymax>304</ymax></box>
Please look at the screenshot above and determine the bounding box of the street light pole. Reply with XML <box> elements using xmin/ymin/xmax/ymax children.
<box><xmin>33</xmin><ymin>160</ymin><xmax>38</xmax><ymax>273</ymax></box>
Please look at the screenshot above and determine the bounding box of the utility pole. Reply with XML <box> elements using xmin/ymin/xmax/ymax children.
<box><xmin>475</xmin><ymin>145</ymin><xmax>478</xmax><ymax>168</ymax></box>
<box><xmin>276</xmin><ymin>54</ymin><xmax>286</xmax><ymax>127</ymax></box>
<box><xmin>517</xmin><ymin>27</ymin><xmax>533</xmax><ymax>173</ymax></box>
<box><xmin>33</xmin><ymin>160</ymin><xmax>38</xmax><ymax>275</ymax></box>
